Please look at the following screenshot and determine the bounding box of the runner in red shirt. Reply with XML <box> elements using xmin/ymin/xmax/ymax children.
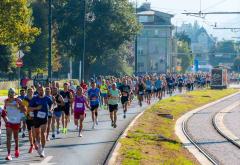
<box><xmin>80</xmin><ymin>80</ymin><xmax>88</xmax><ymax>94</ymax></box>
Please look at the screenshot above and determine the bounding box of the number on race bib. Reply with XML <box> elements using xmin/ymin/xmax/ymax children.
<box><xmin>37</xmin><ymin>111</ymin><xmax>46</xmax><ymax>119</ymax></box>
<box><xmin>76</xmin><ymin>103</ymin><xmax>83</xmax><ymax>108</ymax></box>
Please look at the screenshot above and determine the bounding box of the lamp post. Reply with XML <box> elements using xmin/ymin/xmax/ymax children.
<box><xmin>134</xmin><ymin>0</ymin><xmax>138</xmax><ymax>75</ymax></box>
<box><xmin>48</xmin><ymin>0</ymin><xmax>52</xmax><ymax>80</ymax></box>
<box><xmin>81</xmin><ymin>0</ymin><xmax>87</xmax><ymax>81</ymax></box>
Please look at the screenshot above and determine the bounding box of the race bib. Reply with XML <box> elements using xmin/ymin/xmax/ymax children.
<box><xmin>64</xmin><ymin>98</ymin><xmax>69</xmax><ymax>103</ymax></box>
<box><xmin>37</xmin><ymin>111</ymin><xmax>46</xmax><ymax>119</ymax></box>
<box><xmin>76</xmin><ymin>103</ymin><xmax>83</xmax><ymax>108</ymax></box>
<box><xmin>139</xmin><ymin>91</ymin><xmax>144</xmax><ymax>95</ymax></box>
<box><xmin>29</xmin><ymin>112</ymin><xmax>34</xmax><ymax>117</ymax></box>
<box><xmin>123</xmin><ymin>93</ymin><xmax>128</xmax><ymax>97</ymax></box>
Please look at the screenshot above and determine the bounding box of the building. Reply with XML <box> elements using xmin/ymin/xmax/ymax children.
<box><xmin>136</xmin><ymin>3</ymin><xmax>176</xmax><ymax>74</ymax></box>
<box><xmin>177</xmin><ymin>22</ymin><xmax>216</xmax><ymax>71</ymax></box>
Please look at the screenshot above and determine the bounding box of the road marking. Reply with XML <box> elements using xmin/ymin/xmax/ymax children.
<box><xmin>29</xmin><ymin>156</ymin><xmax>55</xmax><ymax>165</ymax></box>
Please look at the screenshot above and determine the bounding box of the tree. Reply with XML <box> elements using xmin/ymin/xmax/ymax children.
<box><xmin>22</xmin><ymin>0</ymin><xmax>48</xmax><ymax>77</ymax></box>
<box><xmin>0</xmin><ymin>0</ymin><xmax>40</xmax><ymax>45</ymax></box>
<box><xmin>177</xmin><ymin>41</ymin><xmax>192</xmax><ymax>72</ymax></box>
<box><xmin>175</xmin><ymin>32</ymin><xmax>191</xmax><ymax>46</ymax></box>
<box><xmin>175</xmin><ymin>32</ymin><xmax>193</xmax><ymax>72</ymax></box>
<box><xmin>0</xmin><ymin>46</ymin><xmax>14</xmax><ymax>72</ymax></box>
<box><xmin>209</xmin><ymin>40</ymin><xmax>237</xmax><ymax>67</ymax></box>
<box><xmin>233</xmin><ymin>57</ymin><xmax>240</xmax><ymax>72</ymax></box>
<box><xmin>54</xmin><ymin>0</ymin><xmax>140</xmax><ymax>78</ymax></box>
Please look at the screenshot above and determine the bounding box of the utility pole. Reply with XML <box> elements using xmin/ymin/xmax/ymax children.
<box><xmin>48</xmin><ymin>0</ymin><xmax>52</xmax><ymax>80</ymax></box>
<box><xmin>134</xmin><ymin>0</ymin><xmax>138</xmax><ymax>74</ymax></box>
<box><xmin>82</xmin><ymin>0</ymin><xmax>86</xmax><ymax>81</ymax></box>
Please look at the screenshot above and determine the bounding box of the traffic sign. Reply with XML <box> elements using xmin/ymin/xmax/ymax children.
<box><xmin>16</xmin><ymin>58</ymin><xmax>23</xmax><ymax>67</ymax></box>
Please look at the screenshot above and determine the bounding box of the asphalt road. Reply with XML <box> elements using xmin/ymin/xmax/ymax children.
<box><xmin>0</xmin><ymin>95</ymin><xmax>163</xmax><ymax>165</ymax></box>
<box><xmin>186</xmin><ymin>93</ymin><xmax>240</xmax><ymax>165</ymax></box>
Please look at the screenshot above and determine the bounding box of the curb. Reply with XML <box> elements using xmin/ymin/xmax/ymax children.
<box><xmin>175</xmin><ymin>91</ymin><xmax>240</xmax><ymax>165</ymax></box>
<box><xmin>106</xmin><ymin>99</ymin><xmax>158</xmax><ymax>165</ymax></box>
<box><xmin>213</xmin><ymin>101</ymin><xmax>240</xmax><ymax>147</ymax></box>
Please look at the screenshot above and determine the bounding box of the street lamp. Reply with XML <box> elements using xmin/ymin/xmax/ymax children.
<box><xmin>48</xmin><ymin>0</ymin><xmax>52</xmax><ymax>80</ymax></box>
<box><xmin>134</xmin><ymin>0</ymin><xmax>138</xmax><ymax>75</ymax></box>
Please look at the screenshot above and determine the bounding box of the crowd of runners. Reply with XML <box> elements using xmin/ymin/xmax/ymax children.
<box><xmin>0</xmin><ymin>73</ymin><xmax>212</xmax><ymax>160</ymax></box>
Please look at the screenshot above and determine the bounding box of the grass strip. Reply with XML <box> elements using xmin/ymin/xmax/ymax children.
<box><xmin>117</xmin><ymin>89</ymin><xmax>238</xmax><ymax>165</ymax></box>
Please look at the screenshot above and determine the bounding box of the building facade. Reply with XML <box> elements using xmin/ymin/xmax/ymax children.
<box><xmin>136</xmin><ymin>3</ymin><xmax>175</xmax><ymax>74</ymax></box>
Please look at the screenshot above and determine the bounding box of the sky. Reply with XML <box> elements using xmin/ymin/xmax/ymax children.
<box><xmin>135</xmin><ymin>0</ymin><xmax>240</xmax><ymax>41</ymax></box>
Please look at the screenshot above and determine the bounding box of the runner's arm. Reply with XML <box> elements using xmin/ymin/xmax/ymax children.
<box><xmin>58</xmin><ymin>96</ymin><xmax>65</xmax><ymax>106</ymax></box>
<box><xmin>16</xmin><ymin>98</ymin><xmax>26</xmax><ymax>113</ymax></box>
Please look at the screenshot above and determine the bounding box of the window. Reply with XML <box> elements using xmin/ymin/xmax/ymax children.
<box><xmin>137</xmin><ymin>48</ymin><xmax>144</xmax><ymax>56</ymax></box>
<box><xmin>154</xmin><ymin>29</ymin><xmax>159</xmax><ymax>36</ymax></box>
<box><xmin>139</xmin><ymin>16</ymin><xmax>154</xmax><ymax>23</ymax></box>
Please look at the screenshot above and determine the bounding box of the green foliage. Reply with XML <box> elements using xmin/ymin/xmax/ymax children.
<box><xmin>0</xmin><ymin>0</ymin><xmax>40</xmax><ymax>45</ymax></box>
<box><xmin>177</xmin><ymin>41</ymin><xmax>192</xmax><ymax>73</ymax></box>
<box><xmin>233</xmin><ymin>57</ymin><xmax>240</xmax><ymax>72</ymax></box>
<box><xmin>209</xmin><ymin>40</ymin><xmax>238</xmax><ymax>67</ymax></box>
<box><xmin>175</xmin><ymin>32</ymin><xmax>193</xmax><ymax>73</ymax></box>
<box><xmin>55</xmin><ymin>0</ymin><xmax>140</xmax><ymax>77</ymax></box>
<box><xmin>23</xmin><ymin>0</ymin><xmax>48</xmax><ymax>76</ymax></box>
<box><xmin>175</xmin><ymin>32</ymin><xmax>191</xmax><ymax>46</ymax></box>
<box><xmin>0</xmin><ymin>45</ymin><xmax>14</xmax><ymax>72</ymax></box>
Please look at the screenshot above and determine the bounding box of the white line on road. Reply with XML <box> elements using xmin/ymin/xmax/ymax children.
<box><xmin>29</xmin><ymin>156</ymin><xmax>55</xmax><ymax>165</ymax></box>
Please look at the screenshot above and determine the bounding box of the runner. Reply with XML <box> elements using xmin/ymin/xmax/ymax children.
<box><xmin>100</xmin><ymin>79</ymin><xmax>108</xmax><ymax>110</ymax></box>
<box><xmin>45</xmin><ymin>87</ymin><xmax>54</xmax><ymax>141</ymax></box>
<box><xmin>18</xmin><ymin>89</ymin><xmax>27</xmax><ymax>138</ymax></box>
<box><xmin>155</xmin><ymin>76</ymin><xmax>162</xmax><ymax>100</ymax></box>
<box><xmin>74</xmin><ymin>86</ymin><xmax>90</xmax><ymax>137</ymax></box>
<box><xmin>51</xmin><ymin>87</ymin><xmax>64</xmax><ymax>138</ymax></box>
<box><xmin>22</xmin><ymin>88</ymin><xmax>36</xmax><ymax>153</ymax></box>
<box><xmin>136</xmin><ymin>78</ymin><xmax>145</xmax><ymax>107</ymax></box>
<box><xmin>2</xmin><ymin>88</ymin><xmax>26</xmax><ymax>160</ymax></box>
<box><xmin>88</xmin><ymin>81</ymin><xmax>100</xmax><ymax>129</ymax></box>
<box><xmin>80</xmin><ymin>80</ymin><xmax>88</xmax><ymax>94</ymax></box>
<box><xmin>119</xmin><ymin>79</ymin><xmax>131</xmax><ymax>118</ymax></box>
<box><xmin>177</xmin><ymin>75</ymin><xmax>184</xmax><ymax>93</ymax></box>
<box><xmin>60</xmin><ymin>83</ymin><xmax>73</xmax><ymax>134</ymax></box>
<box><xmin>29</xmin><ymin>86</ymin><xmax>53</xmax><ymax>157</ymax></box>
<box><xmin>145</xmin><ymin>77</ymin><xmax>152</xmax><ymax>104</ymax></box>
<box><xmin>108</xmin><ymin>83</ymin><xmax>120</xmax><ymax>128</ymax></box>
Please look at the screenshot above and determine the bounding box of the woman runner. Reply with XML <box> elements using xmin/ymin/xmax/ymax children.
<box><xmin>74</xmin><ymin>86</ymin><xmax>90</xmax><ymax>137</ymax></box>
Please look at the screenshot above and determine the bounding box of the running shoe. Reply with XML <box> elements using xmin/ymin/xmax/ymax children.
<box><xmin>123</xmin><ymin>114</ymin><xmax>126</xmax><ymax>119</ymax></box>
<box><xmin>111</xmin><ymin>122</ymin><xmax>114</xmax><ymax>127</ymax></box>
<box><xmin>96</xmin><ymin>119</ymin><xmax>98</xmax><ymax>125</ymax></box>
<box><xmin>28</xmin><ymin>145</ymin><xmax>34</xmax><ymax>153</ymax></box>
<box><xmin>15</xmin><ymin>150</ymin><xmax>20</xmax><ymax>158</ymax></box>
<box><xmin>92</xmin><ymin>123</ymin><xmax>95</xmax><ymax>129</ymax></box>
<box><xmin>5</xmin><ymin>154</ymin><xmax>12</xmax><ymax>160</ymax></box>
<box><xmin>37</xmin><ymin>144</ymin><xmax>42</xmax><ymax>156</ymax></box>
<box><xmin>34</xmin><ymin>142</ymin><xmax>39</xmax><ymax>150</ymax></box>
<box><xmin>57</xmin><ymin>129</ymin><xmax>60</xmax><ymax>134</ymax></box>
<box><xmin>114</xmin><ymin>124</ymin><xmax>117</xmax><ymax>128</ymax></box>
<box><xmin>78</xmin><ymin>132</ymin><xmax>83</xmax><ymax>137</ymax></box>
<box><xmin>40</xmin><ymin>149</ymin><xmax>45</xmax><ymax>158</ymax></box>
<box><xmin>52</xmin><ymin>134</ymin><xmax>55</xmax><ymax>139</ymax></box>
<box><xmin>64</xmin><ymin>128</ymin><xmax>68</xmax><ymax>134</ymax></box>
